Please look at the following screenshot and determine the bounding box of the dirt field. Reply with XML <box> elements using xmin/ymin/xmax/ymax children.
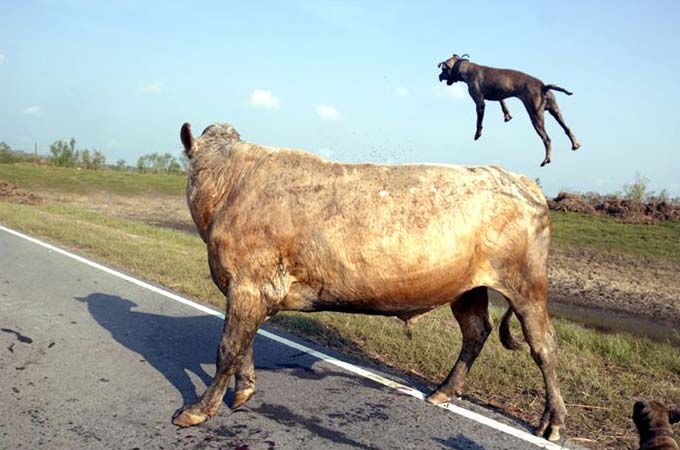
<box><xmin>3</xmin><ymin>181</ymin><xmax>679</xmax><ymax>336</ymax></box>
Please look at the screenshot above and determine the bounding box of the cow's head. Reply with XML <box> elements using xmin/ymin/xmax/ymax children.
<box><xmin>438</xmin><ymin>53</ymin><xmax>468</xmax><ymax>85</ymax></box>
<box><xmin>181</xmin><ymin>122</ymin><xmax>240</xmax><ymax>160</ymax></box>
<box><xmin>180</xmin><ymin>122</ymin><xmax>242</xmax><ymax>243</ymax></box>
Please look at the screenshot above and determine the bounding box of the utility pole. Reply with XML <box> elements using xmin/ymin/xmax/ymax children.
<box><xmin>34</xmin><ymin>142</ymin><xmax>37</xmax><ymax>156</ymax></box>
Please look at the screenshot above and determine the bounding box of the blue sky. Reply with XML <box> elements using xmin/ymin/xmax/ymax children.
<box><xmin>1</xmin><ymin>0</ymin><xmax>679</xmax><ymax>196</ymax></box>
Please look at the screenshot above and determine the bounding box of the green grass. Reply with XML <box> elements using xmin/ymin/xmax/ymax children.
<box><xmin>552</xmin><ymin>211</ymin><xmax>680</xmax><ymax>261</ymax></box>
<box><xmin>0</xmin><ymin>199</ymin><xmax>678</xmax><ymax>449</ymax></box>
<box><xmin>0</xmin><ymin>163</ymin><xmax>185</xmax><ymax>196</ymax></box>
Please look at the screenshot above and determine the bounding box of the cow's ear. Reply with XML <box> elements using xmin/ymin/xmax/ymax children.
<box><xmin>670</xmin><ymin>408</ymin><xmax>680</xmax><ymax>424</ymax></box>
<box><xmin>181</xmin><ymin>122</ymin><xmax>195</xmax><ymax>158</ymax></box>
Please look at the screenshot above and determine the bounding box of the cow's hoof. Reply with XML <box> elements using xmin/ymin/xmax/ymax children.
<box><xmin>426</xmin><ymin>390</ymin><xmax>453</xmax><ymax>405</ymax></box>
<box><xmin>474</xmin><ymin>131</ymin><xmax>482</xmax><ymax>141</ymax></box>
<box><xmin>572</xmin><ymin>142</ymin><xmax>581</xmax><ymax>151</ymax></box>
<box><xmin>232</xmin><ymin>388</ymin><xmax>255</xmax><ymax>409</ymax></box>
<box><xmin>535</xmin><ymin>421</ymin><xmax>561</xmax><ymax>442</ymax></box>
<box><xmin>504</xmin><ymin>115</ymin><xmax>512</xmax><ymax>122</ymax></box>
<box><xmin>540</xmin><ymin>158</ymin><xmax>551</xmax><ymax>167</ymax></box>
<box><xmin>172</xmin><ymin>407</ymin><xmax>210</xmax><ymax>428</ymax></box>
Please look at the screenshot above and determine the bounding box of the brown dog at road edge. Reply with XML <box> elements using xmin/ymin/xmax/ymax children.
<box><xmin>438</xmin><ymin>53</ymin><xmax>581</xmax><ymax>167</ymax></box>
<box><xmin>633</xmin><ymin>400</ymin><xmax>680</xmax><ymax>450</ymax></box>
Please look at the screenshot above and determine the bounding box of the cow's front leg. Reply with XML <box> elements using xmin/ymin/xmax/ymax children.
<box><xmin>232</xmin><ymin>342</ymin><xmax>256</xmax><ymax>409</ymax></box>
<box><xmin>172</xmin><ymin>284</ymin><xmax>267</xmax><ymax>427</ymax></box>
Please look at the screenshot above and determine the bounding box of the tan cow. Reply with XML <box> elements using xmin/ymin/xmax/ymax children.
<box><xmin>172</xmin><ymin>122</ymin><xmax>567</xmax><ymax>441</ymax></box>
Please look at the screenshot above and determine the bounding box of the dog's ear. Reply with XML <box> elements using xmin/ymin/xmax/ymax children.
<box><xmin>180</xmin><ymin>122</ymin><xmax>195</xmax><ymax>159</ymax></box>
<box><xmin>633</xmin><ymin>400</ymin><xmax>649</xmax><ymax>419</ymax></box>
<box><xmin>670</xmin><ymin>408</ymin><xmax>680</xmax><ymax>424</ymax></box>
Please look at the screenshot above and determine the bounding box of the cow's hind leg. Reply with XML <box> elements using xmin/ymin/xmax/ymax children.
<box><xmin>510</xmin><ymin>297</ymin><xmax>566</xmax><ymax>441</ymax></box>
<box><xmin>427</xmin><ymin>287</ymin><xmax>492</xmax><ymax>404</ymax></box>
<box><xmin>172</xmin><ymin>284</ymin><xmax>267</xmax><ymax>427</ymax></box>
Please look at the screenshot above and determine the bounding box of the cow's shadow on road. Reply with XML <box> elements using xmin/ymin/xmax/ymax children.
<box><xmin>75</xmin><ymin>293</ymin><xmax>221</xmax><ymax>406</ymax></box>
<box><xmin>75</xmin><ymin>293</ymin><xmax>379</xmax><ymax>406</ymax></box>
<box><xmin>76</xmin><ymin>293</ymin><xmax>389</xmax><ymax>450</ymax></box>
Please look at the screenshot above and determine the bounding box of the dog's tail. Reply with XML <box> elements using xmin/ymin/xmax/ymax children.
<box><xmin>543</xmin><ymin>84</ymin><xmax>573</xmax><ymax>96</ymax></box>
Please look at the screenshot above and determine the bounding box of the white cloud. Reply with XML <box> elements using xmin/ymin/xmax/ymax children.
<box><xmin>138</xmin><ymin>81</ymin><xmax>164</xmax><ymax>95</ymax></box>
<box><xmin>0</xmin><ymin>54</ymin><xmax>5</xmax><ymax>65</ymax></box>
<box><xmin>317</xmin><ymin>104</ymin><xmax>340</xmax><ymax>120</ymax></box>
<box><xmin>447</xmin><ymin>84</ymin><xmax>465</xmax><ymax>99</ymax></box>
<box><xmin>250</xmin><ymin>89</ymin><xmax>280</xmax><ymax>109</ymax></box>
<box><xmin>20</xmin><ymin>106</ymin><xmax>42</xmax><ymax>116</ymax></box>
<box><xmin>394</xmin><ymin>87</ymin><xmax>409</xmax><ymax>97</ymax></box>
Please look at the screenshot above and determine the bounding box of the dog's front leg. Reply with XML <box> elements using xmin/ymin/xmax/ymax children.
<box><xmin>500</xmin><ymin>100</ymin><xmax>512</xmax><ymax>122</ymax></box>
<box><xmin>468</xmin><ymin>86</ymin><xmax>485</xmax><ymax>140</ymax></box>
<box><xmin>474</xmin><ymin>99</ymin><xmax>485</xmax><ymax>140</ymax></box>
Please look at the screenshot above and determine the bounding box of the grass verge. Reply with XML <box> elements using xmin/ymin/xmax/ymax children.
<box><xmin>552</xmin><ymin>211</ymin><xmax>680</xmax><ymax>261</ymax></box>
<box><xmin>1</xmin><ymin>200</ymin><xmax>678</xmax><ymax>449</ymax></box>
<box><xmin>0</xmin><ymin>163</ymin><xmax>185</xmax><ymax>196</ymax></box>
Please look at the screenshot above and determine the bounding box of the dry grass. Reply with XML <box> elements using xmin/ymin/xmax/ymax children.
<box><xmin>1</xmin><ymin>200</ymin><xmax>679</xmax><ymax>449</ymax></box>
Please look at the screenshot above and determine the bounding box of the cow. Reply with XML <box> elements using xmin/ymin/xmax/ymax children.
<box><xmin>172</xmin><ymin>122</ymin><xmax>567</xmax><ymax>441</ymax></box>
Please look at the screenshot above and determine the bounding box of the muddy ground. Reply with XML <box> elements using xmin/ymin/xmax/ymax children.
<box><xmin>3</xmin><ymin>183</ymin><xmax>679</xmax><ymax>336</ymax></box>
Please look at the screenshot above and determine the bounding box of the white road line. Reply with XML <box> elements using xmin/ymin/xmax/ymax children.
<box><xmin>0</xmin><ymin>224</ymin><xmax>566</xmax><ymax>450</ymax></box>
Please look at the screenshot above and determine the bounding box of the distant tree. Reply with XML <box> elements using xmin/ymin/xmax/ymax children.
<box><xmin>623</xmin><ymin>173</ymin><xmax>649</xmax><ymax>202</ymax></box>
<box><xmin>115</xmin><ymin>159</ymin><xmax>127</xmax><ymax>170</ymax></box>
<box><xmin>0</xmin><ymin>142</ymin><xmax>14</xmax><ymax>163</ymax></box>
<box><xmin>136</xmin><ymin>152</ymin><xmax>182</xmax><ymax>174</ymax></box>
<box><xmin>91</xmin><ymin>150</ymin><xmax>106</xmax><ymax>170</ymax></box>
<box><xmin>49</xmin><ymin>138</ymin><xmax>79</xmax><ymax>167</ymax></box>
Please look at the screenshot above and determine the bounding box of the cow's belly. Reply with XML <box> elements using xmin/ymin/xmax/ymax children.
<box><xmin>292</xmin><ymin>224</ymin><xmax>486</xmax><ymax>311</ymax></box>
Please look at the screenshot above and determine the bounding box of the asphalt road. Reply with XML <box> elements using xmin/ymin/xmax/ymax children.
<box><xmin>0</xmin><ymin>227</ymin><xmax>580</xmax><ymax>450</ymax></box>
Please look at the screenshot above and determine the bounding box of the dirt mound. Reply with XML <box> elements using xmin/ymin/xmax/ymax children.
<box><xmin>0</xmin><ymin>181</ymin><xmax>42</xmax><ymax>205</ymax></box>
<box><xmin>549</xmin><ymin>191</ymin><xmax>680</xmax><ymax>224</ymax></box>
<box><xmin>547</xmin><ymin>192</ymin><xmax>594</xmax><ymax>214</ymax></box>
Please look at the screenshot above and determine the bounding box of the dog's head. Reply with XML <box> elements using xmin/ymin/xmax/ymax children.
<box><xmin>633</xmin><ymin>400</ymin><xmax>680</xmax><ymax>443</ymax></box>
<box><xmin>438</xmin><ymin>53</ymin><xmax>469</xmax><ymax>85</ymax></box>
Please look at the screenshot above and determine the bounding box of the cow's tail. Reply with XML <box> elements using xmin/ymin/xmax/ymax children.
<box><xmin>543</xmin><ymin>84</ymin><xmax>573</xmax><ymax>96</ymax></box>
<box><xmin>499</xmin><ymin>307</ymin><xmax>523</xmax><ymax>350</ymax></box>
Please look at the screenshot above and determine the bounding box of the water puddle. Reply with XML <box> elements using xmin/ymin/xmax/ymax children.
<box><xmin>488</xmin><ymin>292</ymin><xmax>680</xmax><ymax>347</ymax></box>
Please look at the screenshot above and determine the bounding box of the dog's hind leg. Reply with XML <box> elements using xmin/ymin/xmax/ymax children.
<box><xmin>545</xmin><ymin>94</ymin><xmax>581</xmax><ymax>151</ymax></box>
<box><xmin>525</xmin><ymin>101</ymin><xmax>552</xmax><ymax>166</ymax></box>
<box><xmin>500</xmin><ymin>100</ymin><xmax>512</xmax><ymax>122</ymax></box>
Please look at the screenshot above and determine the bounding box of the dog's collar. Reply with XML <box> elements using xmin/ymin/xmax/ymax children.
<box><xmin>450</xmin><ymin>58</ymin><xmax>469</xmax><ymax>83</ymax></box>
<box><xmin>640</xmin><ymin>428</ymin><xmax>676</xmax><ymax>448</ymax></box>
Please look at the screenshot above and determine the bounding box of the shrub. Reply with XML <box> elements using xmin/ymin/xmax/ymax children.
<box><xmin>49</xmin><ymin>138</ymin><xmax>79</xmax><ymax>167</ymax></box>
<box><xmin>80</xmin><ymin>149</ymin><xmax>106</xmax><ymax>170</ymax></box>
<box><xmin>137</xmin><ymin>152</ymin><xmax>183</xmax><ymax>174</ymax></box>
<box><xmin>623</xmin><ymin>173</ymin><xmax>649</xmax><ymax>202</ymax></box>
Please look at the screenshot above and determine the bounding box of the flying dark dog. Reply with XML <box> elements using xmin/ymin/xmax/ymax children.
<box><xmin>438</xmin><ymin>54</ymin><xmax>581</xmax><ymax>167</ymax></box>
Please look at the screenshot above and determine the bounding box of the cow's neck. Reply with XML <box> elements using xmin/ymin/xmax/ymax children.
<box><xmin>186</xmin><ymin>145</ymin><xmax>264</xmax><ymax>242</ymax></box>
